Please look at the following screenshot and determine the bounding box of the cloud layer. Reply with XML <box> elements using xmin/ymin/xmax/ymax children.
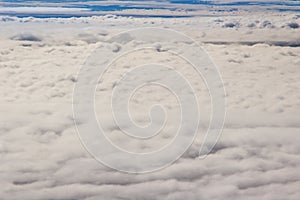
<box><xmin>0</xmin><ymin>12</ymin><xmax>299</xmax><ymax>199</ymax></box>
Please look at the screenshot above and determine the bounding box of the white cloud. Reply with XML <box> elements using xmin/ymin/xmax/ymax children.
<box><xmin>0</xmin><ymin>12</ymin><xmax>299</xmax><ymax>200</ymax></box>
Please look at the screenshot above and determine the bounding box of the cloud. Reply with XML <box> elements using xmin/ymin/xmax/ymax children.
<box><xmin>10</xmin><ymin>33</ymin><xmax>42</xmax><ymax>42</ymax></box>
<box><xmin>0</xmin><ymin>11</ymin><xmax>299</xmax><ymax>200</ymax></box>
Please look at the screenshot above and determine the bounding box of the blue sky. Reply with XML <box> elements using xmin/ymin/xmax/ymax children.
<box><xmin>1</xmin><ymin>0</ymin><xmax>299</xmax><ymax>6</ymax></box>
<box><xmin>1</xmin><ymin>0</ymin><xmax>299</xmax><ymax>17</ymax></box>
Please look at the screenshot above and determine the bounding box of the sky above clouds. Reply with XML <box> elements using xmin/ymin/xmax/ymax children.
<box><xmin>1</xmin><ymin>0</ymin><xmax>299</xmax><ymax>5</ymax></box>
<box><xmin>1</xmin><ymin>0</ymin><xmax>300</xmax><ymax>17</ymax></box>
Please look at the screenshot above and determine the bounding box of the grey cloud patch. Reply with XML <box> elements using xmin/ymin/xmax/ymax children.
<box><xmin>10</xmin><ymin>33</ymin><xmax>42</xmax><ymax>42</ymax></box>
